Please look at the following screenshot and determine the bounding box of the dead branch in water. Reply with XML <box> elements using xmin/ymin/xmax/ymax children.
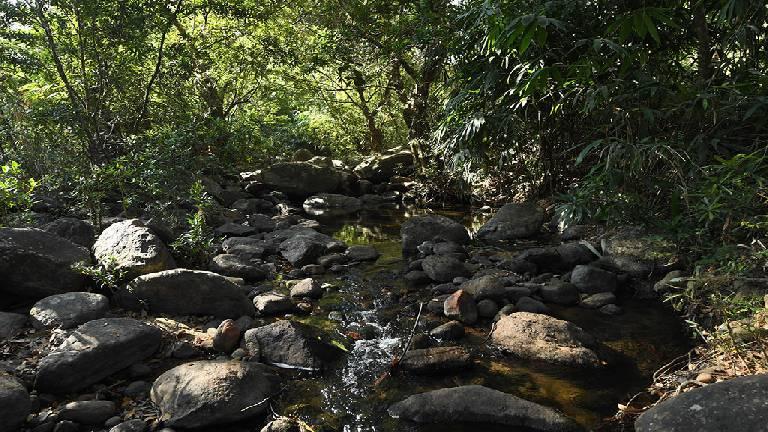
<box><xmin>374</xmin><ymin>302</ymin><xmax>424</xmax><ymax>387</ymax></box>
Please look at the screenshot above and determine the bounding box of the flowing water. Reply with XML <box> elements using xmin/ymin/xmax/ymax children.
<box><xmin>271</xmin><ymin>205</ymin><xmax>689</xmax><ymax>431</ymax></box>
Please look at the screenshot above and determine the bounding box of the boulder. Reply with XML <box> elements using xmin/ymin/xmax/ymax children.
<box><xmin>279</xmin><ymin>230</ymin><xmax>345</xmax><ymax>267</ymax></box>
<box><xmin>570</xmin><ymin>265</ymin><xmax>617</xmax><ymax>294</ymax></box>
<box><xmin>353</xmin><ymin>151</ymin><xmax>414</xmax><ymax>183</ymax></box>
<box><xmin>36</xmin><ymin>318</ymin><xmax>162</xmax><ymax>393</ymax></box>
<box><xmin>401</xmin><ymin>215</ymin><xmax>470</xmax><ymax>255</ymax></box>
<box><xmin>600</xmin><ymin>226</ymin><xmax>678</xmax><ymax>276</ymax></box>
<box><xmin>30</xmin><ymin>292</ymin><xmax>109</xmax><ymax>329</ymax></box>
<box><xmin>539</xmin><ymin>280</ymin><xmax>580</xmax><ymax>305</ymax></box>
<box><xmin>93</xmin><ymin>219</ymin><xmax>175</xmax><ymax>279</ymax></box>
<box><xmin>459</xmin><ymin>275</ymin><xmax>506</xmax><ymax>300</ymax></box>
<box><xmin>242</xmin><ymin>320</ymin><xmax>342</xmax><ymax>370</ymax></box>
<box><xmin>346</xmin><ymin>245</ymin><xmax>380</xmax><ymax>262</ymax></box>
<box><xmin>290</xmin><ymin>278</ymin><xmax>323</xmax><ymax>299</ymax></box>
<box><xmin>422</xmin><ymin>255</ymin><xmax>470</xmax><ymax>283</ymax></box>
<box><xmin>118</xmin><ymin>269</ymin><xmax>254</xmax><ymax>318</ymax></box>
<box><xmin>0</xmin><ymin>312</ymin><xmax>27</xmax><ymax>341</ymax></box>
<box><xmin>260</xmin><ymin>162</ymin><xmax>342</xmax><ymax>197</ymax></box>
<box><xmin>302</xmin><ymin>194</ymin><xmax>362</xmax><ymax>216</ymax></box>
<box><xmin>388</xmin><ymin>385</ymin><xmax>581</xmax><ymax>431</ymax></box>
<box><xmin>516</xmin><ymin>297</ymin><xmax>550</xmax><ymax>314</ymax></box>
<box><xmin>0</xmin><ymin>228</ymin><xmax>90</xmax><ymax>299</ymax></box>
<box><xmin>519</xmin><ymin>242</ymin><xmax>596</xmax><ymax>273</ymax></box>
<box><xmin>42</xmin><ymin>217</ymin><xmax>95</xmax><ymax>248</ymax></box>
<box><xmin>635</xmin><ymin>374</ymin><xmax>768</xmax><ymax>432</ymax></box>
<box><xmin>399</xmin><ymin>346</ymin><xmax>472</xmax><ymax>374</ymax></box>
<box><xmin>476</xmin><ymin>203</ymin><xmax>545</xmax><ymax>241</ymax></box>
<box><xmin>0</xmin><ymin>374</ymin><xmax>31</xmax><ymax>432</ymax></box>
<box><xmin>253</xmin><ymin>293</ymin><xmax>294</xmax><ymax>315</ymax></box>
<box><xmin>443</xmin><ymin>290</ymin><xmax>477</xmax><ymax>325</ymax></box>
<box><xmin>491</xmin><ymin>313</ymin><xmax>605</xmax><ymax>368</ymax></box>
<box><xmin>151</xmin><ymin>360</ymin><xmax>281</xmax><ymax>428</ymax></box>
<box><xmin>210</xmin><ymin>254</ymin><xmax>268</xmax><ymax>281</ymax></box>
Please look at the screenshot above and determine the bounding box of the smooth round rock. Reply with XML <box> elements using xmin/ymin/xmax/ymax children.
<box><xmin>30</xmin><ymin>292</ymin><xmax>109</xmax><ymax>329</ymax></box>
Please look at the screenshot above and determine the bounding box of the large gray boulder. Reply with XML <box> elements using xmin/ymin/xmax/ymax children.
<box><xmin>0</xmin><ymin>228</ymin><xmax>90</xmax><ymax>299</ymax></box>
<box><xmin>242</xmin><ymin>320</ymin><xmax>342</xmax><ymax>371</ymax></box>
<box><xmin>117</xmin><ymin>269</ymin><xmax>254</xmax><ymax>318</ymax></box>
<box><xmin>388</xmin><ymin>385</ymin><xmax>581</xmax><ymax>431</ymax></box>
<box><xmin>151</xmin><ymin>360</ymin><xmax>281</xmax><ymax>429</ymax></box>
<box><xmin>491</xmin><ymin>312</ymin><xmax>605</xmax><ymax>368</ymax></box>
<box><xmin>635</xmin><ymin>374</ymin><xmax>768</xmax><ymax>432</ymax></box>
<box><xmin>0</xmin><ymin>374</ymin><xmax>31</xmax><ymax>432</ymax></box>
<box><xmin>401</xmin><ymin>215</ymin><xmax>470</xmax><ymax>255</ymax></box>
<box><xmin>42</xmin><ymin>217</ymin><xmax>95</xmax><ymax>248</ymax></box>
<box><xmin>353</xmin><ymin>151</ymin><xmax>414</xmax><ymax>183</ymax></box>
<box><xmin>36</xmin><ymin>318</ymin><xmax>162</xmax><ymax>393</ymax></box>
<box><xmin>303</xmin><ymin>194</ymin><xmax>362</xmax><ymax>216</ymax></box>
<box><xmin>260</xmin><ymin>161</ymin><xmax>342</xmax><ymax>197</ymax></box>
<box><xmin>30</xmin><ymin>292</ymin><xmax>109</xmax><ymax>329</ymax></box>
<box><xmin>93</xmin><ymin>219</ymin><xmax>175</xmax><ymax>279</ymax></box>
<box><xmin>477</xmin><ymin>203</ymin><xmax>545</xmax><ymax>241</ymax></box>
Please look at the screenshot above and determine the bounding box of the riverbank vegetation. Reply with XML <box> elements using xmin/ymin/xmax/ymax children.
<box><xmin>2</xmin><ymin>0</ymin><xmax>767</xmax><ymax>399</ymax></box>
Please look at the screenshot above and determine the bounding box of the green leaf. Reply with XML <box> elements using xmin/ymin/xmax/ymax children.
<box><xmin>644</xmin><ymin>12</ymin><xmax>660</xmax><ymax>44</ymax></box>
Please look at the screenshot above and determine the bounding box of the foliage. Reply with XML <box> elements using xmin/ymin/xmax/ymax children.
<box><xmin>171</xmin><ymin>180</ymin><xmax>218</xmax><ymax>268</ymax></box>
<box><xmin>0</xmin><ymin>160</ymin><xmax>37</xmax><ymax>222</ymax></box>
<box><xmin>73</xmin><ymin>256</ymin><xmax>126</xmax><ymax>294</ymax></box>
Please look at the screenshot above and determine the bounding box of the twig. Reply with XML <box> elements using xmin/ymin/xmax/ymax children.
<box><xmin>373</xmin><ymin>302</ymin><xmax>423</xmax><ymax>387</ymax></box>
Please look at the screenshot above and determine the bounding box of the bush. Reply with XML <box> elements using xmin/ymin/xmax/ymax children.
<box><xmin>0</xmin><ymin>161</ymin><xmax>37</xmax><ymax>223</ymax></box>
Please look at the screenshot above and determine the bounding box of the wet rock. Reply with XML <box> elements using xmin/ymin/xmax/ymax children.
<box><xmin>118</xmin><ymin>269</ymin><xmax>254</xmax><ymax>317</ymax></box>
<box><xmin>599</xmin><ymin>304</ymin><xmax>622</xmax><ymax>315</ymax></box>
<box><xmin>635</xmin><ymin>374</ymin><xmax>768</xmax><ymax>432</ymax></box>
<box><xmin>151</xmin><ymin>360</ymin><xmax>281</xmax><ymax>428</ymax></box>
<box><xmin>346</xmin><ymin>245</ymin><xmax>380</xmax><ymax>261</ymax></box>
<box><xmin>405</xmin><ymin>270</ymin><xmax>431</xmax><ymax>284</ymax></box>
<box><xmin>210</xmin><ymin>254</ymin><xmax>268</xmax><ymax>281</ymax></box>
<box><xmin>399</xmin><ymin>346</ymin><xmax>472</xmax><ymax>374</ymax></box>
<box><xmin>290</xmin><ymin>278</ymin><xmax>323</xmax><ymax>299</ymax></box>
<box><xmin>429</xmin><ymin>321</ymin><xmax>464</xmax><ymax>340</ymax></box>
<box><xmin>318</xmin><ymin>253</ymin><xmax>349</xmax><ymax>267</ymax></box>
<box><xmin>109</xmin><ymin>419</ymin><xmax>148</xmax><ymax>432</ymax></box>
<box><xmin>0</xmin><ymin>228</ymin><xmax>91</xmax><ymax>299</ymax></box>
<box><xmin>476</xmin><ymin>299</ymin><xmax>500</xmax><ymax>318</ymax></box>
<box><xmin>539</xmin><ymin>280</ymin><xmax>579</xmax><ymax>305</ymax></box>
<box><xmin>570</xmin><ymin>265</ymin><xmax>617</xmax><ymax>294</ymax></box>
<box><xmin>93</xmin><ymin>219</ymin><xmax>175</xmax><ymax>279</ymax></box>
<box><xmin>30</xmin><ymin>292</ymin><xmax>109</xmax><ymax>330</ymax></box>
<box><xmin>253</xmin><ymin>293</ymin><xmax>294</xmax><ymax>315</ymax></box>
<box><xmin>0</xmin><ymin>374</ymin><xmax>31</xmax><ymax>432</ymax></box>
<box><xmin>422</xmin><ymin>255</ymin><xmax>470</xmax><ymax>283</ymax></box>
<box><xmin>388</xmin><ymin>385</ymin><xmax>581</xmax><ymax>431</ymax></box>
<box><xmin>443</xmin><ymin>290</ymin><xmax>477</xmax><ymax>325</ymax></box>
<box><xmin>260</xmin><ymin>161</ymin><xmax>343</xmax><ymax>197</ymax></box>
<box><xmin>59</xmin><ymin>400</ymin><xmax>116</xmax><ymax>424</ymax></box>
<box><xmin>213</xmin><ymin>319</ymin><xmax>241</xmax><ymax>354</ymax></box>
<box><xmin>303</xmin><ymin>193</ymin><xmax>362</xmax><ymax>216</ymax></box>
<box><xmin>492</xmin><ymin>313</ymin><xmax>605</xmax><ymax>368</ymax></box>
<box><xmin>0</xmin><ymin>312</ymin><xmax>28</xmax><ymax>341</ymax></box>
<box><xmin>476</xmin><ymin>203</ymin><xmax>545</xmax><ymax>241</ymax></box>
<box><xmin>36</xmin><ymin>318</ymin><xmax>162</xmax><ymax>393</ymax></box>
<box><xmin>516</xmin><ymin>297</ymin><xmax>550</xmax><ymax>314</ymax></box>
<box><xmin>580</xmin><ymin>292</ymin><xmax>617</xmax><ymax>309</ymax></box>
<box><xmin>401</xmin><ymin>215</ymin><xmax>470</xmax><ymax>255</ymax></box>
<box><xmin>171</xmin><ymin>341</ymin><xmax>200</xmax><ymax>359</ymax></box>
<box><xmin>261</xmin><ymin>417</ymin><xmax>303</xmax><ymax>432</ymax></box>
<box><xmin>42</xmin><ymin>218</ymin><xmax>95</xmax><ymax>248</ymax></box>
<box><xmin>242</xmin><ymin>320</ymin><xmax>342</xmax><ymax>370</ymax></box>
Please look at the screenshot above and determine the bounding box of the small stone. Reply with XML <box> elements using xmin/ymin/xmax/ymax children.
<box><xmin>346</xmin><ymin>245</ymin><xmax>380</xmax><ymax>261</ymax></box>
<box><xmin>696</xmin><ymin>372</ymin><xmax>715</xmax><ymax>384</ymax></box>
<box><xmin>212</xmin><ymin>319</ymin><xmax>241</xmax><ymax>354</ymax></box>
<box><xmin>290</xmin><ymin>278</ymin><xmax>323</xmax><ymax>299</ymax></box>
<box><xmin>58</xmin><ymin>400</ymin><xmax>116</xmax><ymax>424</ymax></box>
<box><xmin>253</xmin><ymin>293</ymin><xmax>294</xmax><ymax>315</ymax></box>
<box><xmin>443</xmin><ymin>290</ymin><xmax>478</xmax><ymax>325</ymax></box>
<box><xmin>581</xmin><ymin>292</ymin><xmax>617</xmax><ymax>309</ymax></box>
<box><xmin>429</xmin><ymin>321</ymin><xmax>465</xmax><ymax>340</ymax></box>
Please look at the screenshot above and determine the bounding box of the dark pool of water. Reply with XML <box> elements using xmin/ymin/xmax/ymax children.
<box><xmin>272</xmin><ymin>205</ymin><xmax>690</xmax><ymax>432</ymax></box>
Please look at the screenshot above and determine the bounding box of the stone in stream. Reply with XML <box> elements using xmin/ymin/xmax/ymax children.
<box><xmin>476</xmin><ymin>202</ymin><xmax>545</xmax><ymax>241</ymax></box>
<box><xmin>539</xmin><ymin>280</ymin><xmax>580</xmax><ymax>305</ymax></box>
<box><xmin>303</xmin><ymin>193</ymin><xmax>362</xmax><ymax>216</ymax></box>
<box><xmin>151</xmin><ymin>360</ymin><xmax>281</xmax><ymax>429</ymax></box>
<box><xmin>58</xmin><ymin>400</ymin><xmax>116</xmax><ymax>424</ymax></box>
<box><xmin>401</xmin><ymin>215</ymin><xmax>470</xmax><ymax>255</ymax></box>
<box><xmin>210</xmin><ymin>254</ymin><xmax>268</xmax><ymax>281</ymax></box>
<box><xmin>93</xmin><ymin>219</ymin><xmax>175</xmax><ymax>279</ymax></box>
<box><xmin>36</xmin><ymin>318</ymin><xmax>162</xmax><ymax>394</ymax></box>
<box><xmin>422</xmin><ymin>255</ymin><xmax>470</xmax><ymax>283</ymax></box>
<box><xmin>570</xmin><ymin>265</ymin><xmax>617</xmax><ymax>294</ymax></box>
<box><xmin>279</xmin><ymin>230</ymin><xmax>344</xmax><ymax>266</ymax></box>
<box><xmin>491</xmin><ymin>312</ymin><xmax>606</xmax><ymax>368</ymax></box>
<box><xmin>242</xmin><ymin>320</ymin><xmax>343</xmax><ymax>370</ymax></box>
<box><xmin>290</xmin><ymin>278</ymin><xmax>323</xmax><ymax>299</ymax></box>
<box><xmin>0</xmin><ymin>374</ymin><xmax>31</xmax><ymax>432</ymax></box>
<box><xmin>30</xmin><ymin>292</ymin><xmax>109</xmax><ymax>330</ymax></box>
<box><xmin>346</xmin><ymin>245</ymin><xmax>380</xmax><ymax>261</ymax></box>
<box><xmin>0</xmin><ymin>312</ymin><xmax>28</xmax><ymax>341</ymax></box>
<box><xmin>0</xmin><ymin>228</ymin><xmax>91</xmax><ymax>300</ymax></box>
<box><xmin>399</xmin><ymin>346</ymin><xmax>472</xmax><ymax>374</ymax></box>
<box><xmin>429</xmin><ymin>320</ymin><xmax>465</xmax><ymax>340</ymax></box>
<box><xmin>253</xmin><ymin>293</ymin><xmax>294</xmax><ymax>315</ymax></box>
<box><xmin>42</xmin><ymin>217</ymin><xmax>95</xmax><ymax>248</ymax></box>
<box><xmin>443</xmin><ymin>290</ymin><xmax>478</xmax><ymax>325</ymax></box>
<box><xmin>117</xmin><ymin>269</ymin><xmax>254</xmax><ymax>318</ymax></box>
<box><xmin>458</xmin><ymin>275</ymin><xmax>506</xmax><ymax>300</ymax></box>
<box><xmin>580</xmin><ymin>292</ymin><xmax>617</xmax><ymax>309</ymax></box>
<box><xmin>635</xmin><ymin>374</ymin><xmax>768</xmax><ymax>432</ymax></box>
<box><xmin>388</xmin><ymin>385</ymin><xmax>582</xmax><ymax>431</ymax></box>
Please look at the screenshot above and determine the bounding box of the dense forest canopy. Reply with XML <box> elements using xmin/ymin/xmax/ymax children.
<box><xmin>1</xmin><ymin>0</ymin><xmax>766</xmax><ymax>253</ymax></box>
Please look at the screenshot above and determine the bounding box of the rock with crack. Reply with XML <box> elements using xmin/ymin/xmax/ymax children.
<box><xmin>388</xmin><ymin>385</ymin><xmax>582</xmax><ymax>431</ymax></box>
<box><xmin>151</xmin><ymin>360</ymin><xmax>281</xmax><ymax>428</ymax></box>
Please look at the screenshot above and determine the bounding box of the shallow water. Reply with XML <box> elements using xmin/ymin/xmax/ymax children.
<box><xmin>274</xmin><ymin>205</ymin><xmax>689</xmax><ymax>431</ymax></box>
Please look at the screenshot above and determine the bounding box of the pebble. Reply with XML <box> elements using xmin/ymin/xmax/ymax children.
<box><xmin>696</xmin><ymin>372</ymin><xmax>715</xmax><ymax>383</ymax></box>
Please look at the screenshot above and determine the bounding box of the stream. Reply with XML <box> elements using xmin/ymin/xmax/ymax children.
<box><xmin>270</xmin><ymin>205</ymin><xmax>689</xmax><ymax>431</ymax></box>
